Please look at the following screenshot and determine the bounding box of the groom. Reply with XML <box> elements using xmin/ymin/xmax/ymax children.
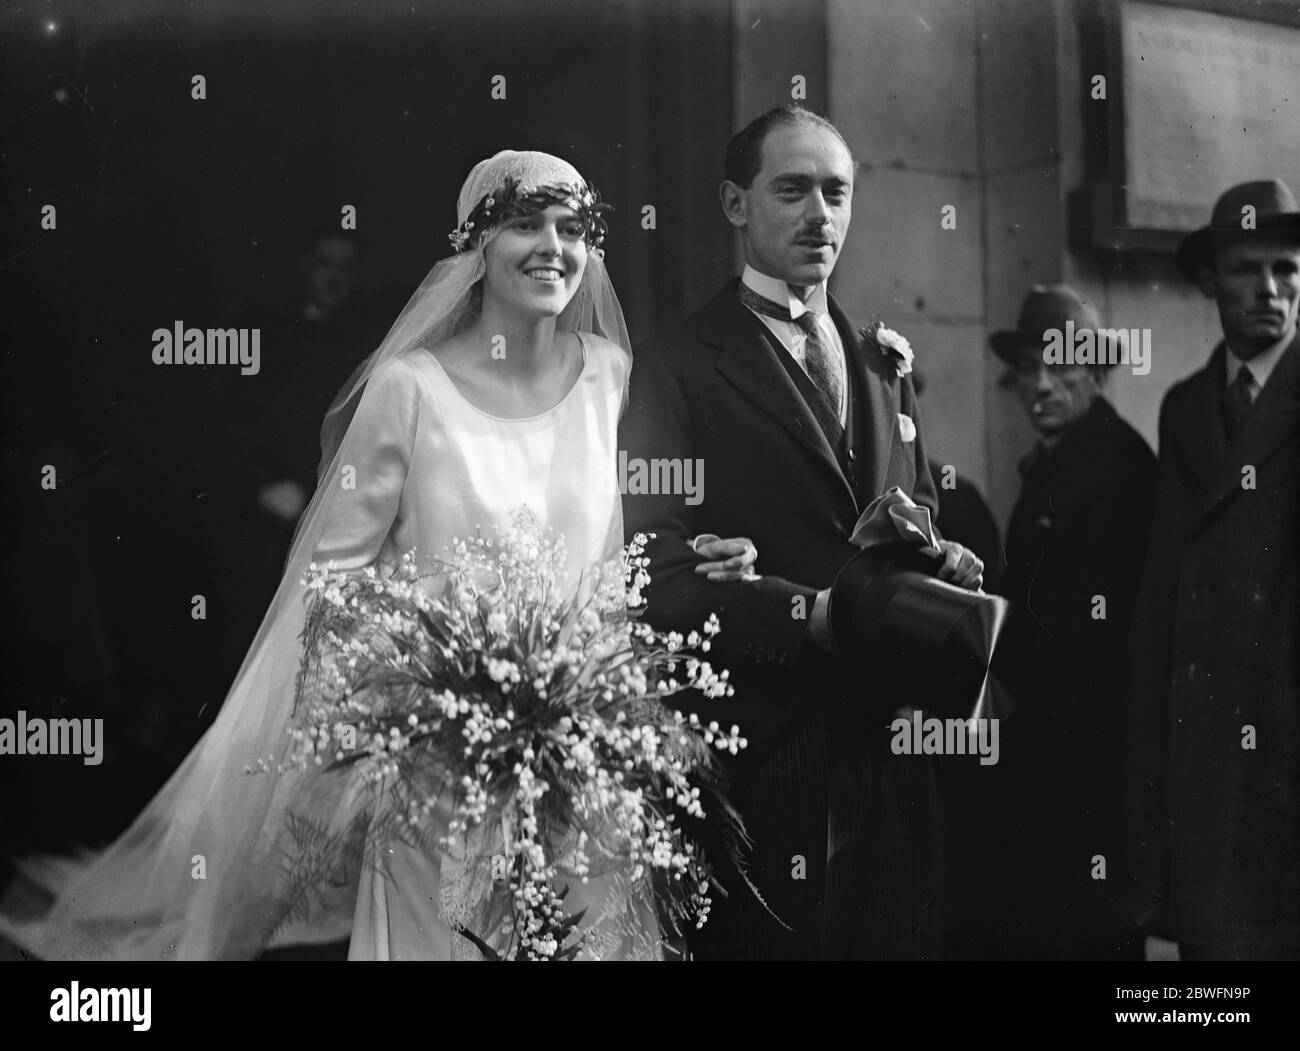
<box><xmin>620</xmin><ymin>105</ymin><xmax>982</xmax><ymax>960</ymax></box>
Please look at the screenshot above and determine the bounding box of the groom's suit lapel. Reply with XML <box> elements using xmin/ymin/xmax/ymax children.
<box><xmin>702</xmin><ymin>282</ymin><xmax>855</xmax><ymax>505</ymax></box>
<box><xmin>828</xmin><ymin>293</ymin><xmax>899</xmax><ymax>493</ymax></box>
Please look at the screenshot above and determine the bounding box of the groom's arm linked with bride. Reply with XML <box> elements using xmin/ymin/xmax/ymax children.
<box><xmin>619</xmin><ymin>104</ymin><xmax>983</xmax><ymax>961</ymax></box>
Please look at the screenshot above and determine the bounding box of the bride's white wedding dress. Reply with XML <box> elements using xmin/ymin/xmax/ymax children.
<box><xmin>328</xmin><ymin>332</ymin><xmax>655</xmax><ymax>960</ymax></box>
<box><xmin>0</xmin><ymin>330</ymin><xmax>659</xmax><ymax>960</ymax></box>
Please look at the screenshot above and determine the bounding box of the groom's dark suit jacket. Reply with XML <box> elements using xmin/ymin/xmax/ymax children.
<box><xmin>620</xmin><ymin>280</ymin><xmax>946</xmax><ymax>959</ymax></box>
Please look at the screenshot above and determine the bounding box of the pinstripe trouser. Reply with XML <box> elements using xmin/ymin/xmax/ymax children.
<box><xmin>689</xmin><ymin>701</ymin><xmax>947</xmax><ymax>960</ymax></box>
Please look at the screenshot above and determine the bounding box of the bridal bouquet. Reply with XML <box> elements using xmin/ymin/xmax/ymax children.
<box><xmin>257</xmin><ymin>511</ymin><xmax>746</xmax><ymax>960</ymax></box>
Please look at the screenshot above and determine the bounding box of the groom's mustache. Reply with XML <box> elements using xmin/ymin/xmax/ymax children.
<box><xmin>794</xmin><ymin>227</ymin><xmax>836</xmax><ymax>246</ymax></box>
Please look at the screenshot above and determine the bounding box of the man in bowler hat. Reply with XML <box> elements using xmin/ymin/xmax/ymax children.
<box><xmin>1123</xmin><ymin>179</ymin><xmax>1300</xmax><ymax>960</ymax></box>
<box><xmin>944</xmin><ymin>285</ymin><xmax>1156</xmax><ymax>958</ymax></box>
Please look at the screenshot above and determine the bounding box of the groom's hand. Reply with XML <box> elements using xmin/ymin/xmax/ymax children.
<box><xmin>692</xmin><ymin>534</ymin><xmax>759</xmax><ymax>583</ymax></box>
<box><xmin>923</xmin><ymin>539</ymin><xmax>984</xmax><ymax>592</ymax></box>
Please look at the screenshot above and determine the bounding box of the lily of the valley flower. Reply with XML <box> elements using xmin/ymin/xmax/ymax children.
<box><xmin>271</xmin><ymin>510</ymin><xmax>739</xmax><ymax>960</ymax></box>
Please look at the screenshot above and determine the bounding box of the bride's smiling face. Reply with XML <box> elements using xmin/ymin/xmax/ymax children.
<box><xmin>482</xmin><ymin>204</ymin><xmax>588</xmax><ymax>320</ymax></box>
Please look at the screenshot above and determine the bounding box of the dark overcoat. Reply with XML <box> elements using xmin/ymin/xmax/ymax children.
<box><xmin>1122</xmin><ymin>336</ymin><xmax>1300</xmax><ymax>952</ymax></box>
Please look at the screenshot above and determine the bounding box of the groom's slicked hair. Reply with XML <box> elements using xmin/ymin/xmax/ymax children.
<box><xmin>724</xmin><ymin>105</ymin><xmax>853</xmax><ymax>189</ymax></box>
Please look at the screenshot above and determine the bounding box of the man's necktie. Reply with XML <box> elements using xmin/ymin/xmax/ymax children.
<box><xmin>1222</xmin><ymin>364</ymin><xmax>1258</xmax><ymax>442</ymax></box>
<box><xmin>738</xmin><ymin>283</ymin><xmax>845</xmax><ymax>432</ymax></box>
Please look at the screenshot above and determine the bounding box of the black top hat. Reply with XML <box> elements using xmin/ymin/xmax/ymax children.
<box><xmin>988</xmin><ymin>284</ymin><xmax>1106</xmax><ymax>366</ymax></box>
<box><xmin>829</xmin><ymin>544</ymin><xmax>1013</xmax><ymax>721</ymax></box>
<box><xmin>1175</xmin><ymin>178</ymin><xmax>1300</xmax><ymax>282</ymax></box>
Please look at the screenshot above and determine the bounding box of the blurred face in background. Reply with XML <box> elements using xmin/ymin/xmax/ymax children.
<box><xmin>301</xmin><ymin>235</ymin><xmax>361</xmax><ymax>318</ymax></box>
<box><xmin>1012</xmin><ymin>345</ymin><xmax>1104</xmax><ymax>440</ymax></box>
<box><xmin>721</xmin><ymin>121</ymin><xmax>855</xmax><ymax>292</ymax></box>
<box><xmin>1197</xmin><ymin>238</ymin><xmax>1300</xmax><ymax>357</ymax></box>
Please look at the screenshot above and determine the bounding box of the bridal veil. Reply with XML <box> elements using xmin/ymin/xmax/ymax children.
<box><xmin>1</xmin><ymin>150</ymin><xmax>633</xmax><ymax>959</ymax></box>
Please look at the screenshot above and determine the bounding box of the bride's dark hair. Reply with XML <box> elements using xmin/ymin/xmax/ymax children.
<box><xmin>448</xmin><ymin>177</ymin><xmax>612</xmax><ymax>255</ymax></box>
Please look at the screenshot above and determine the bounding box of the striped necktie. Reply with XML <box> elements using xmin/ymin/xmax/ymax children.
<box><xmin>738</xmin><ymin>282</ymin><xmax>845</xmax><ymax>431</ymax></box>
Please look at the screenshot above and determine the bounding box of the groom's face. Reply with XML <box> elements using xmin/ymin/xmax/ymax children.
<box><xmin>723</xmin><ymin>123</ymin><xmax>855</xmax><ymax>290</ymax></box>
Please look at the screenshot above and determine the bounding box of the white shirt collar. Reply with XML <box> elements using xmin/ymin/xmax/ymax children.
<box><xmin>1224</xmin><ymin>333</ymin><xmax>1291</xmax><ymax>393</ymax></box>
<box><xmin>741</xmin><ymin>264</ymin><xmax>829</xmax><ymax>319</ymax></box>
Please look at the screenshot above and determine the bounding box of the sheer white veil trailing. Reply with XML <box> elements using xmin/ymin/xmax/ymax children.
<box><xmin>1</xmin><ymin>150</ymin><xmax>633</xmax><ymax>959</ymax></box>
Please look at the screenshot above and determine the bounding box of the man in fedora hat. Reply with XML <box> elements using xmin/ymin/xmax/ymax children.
<box><xmin>1123</xmin><ymin>179</ymin><xmax>1300</xmax><ymax>960</ymax></box>
<box><xmin>945</xmin><ymin>284</ymin><xmax>1156</xmax><ymax>959</ymax></box>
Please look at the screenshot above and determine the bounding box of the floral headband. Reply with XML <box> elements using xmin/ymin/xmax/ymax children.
<box><xmin>448</xmin><ymin>178</ymin><xmax>613</xmax><ymax>254</ymax></box>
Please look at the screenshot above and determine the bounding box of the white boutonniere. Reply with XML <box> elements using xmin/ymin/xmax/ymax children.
<box><xmin>862</xmin><ymin>321</ymin><xmax>914</xmax><ymax>378</ymax></box>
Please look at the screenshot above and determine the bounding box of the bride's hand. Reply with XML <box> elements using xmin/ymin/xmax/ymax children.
<box><xmin>692</xmin><ymin>534</ymin><xmax>759</xmax><ymax>583</ymax></box>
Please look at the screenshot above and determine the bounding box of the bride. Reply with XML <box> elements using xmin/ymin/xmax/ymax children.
<box><xmin>0</xmin><ymin>150</ymin><xmax>757</xmax><ymax>961</ymax></box>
